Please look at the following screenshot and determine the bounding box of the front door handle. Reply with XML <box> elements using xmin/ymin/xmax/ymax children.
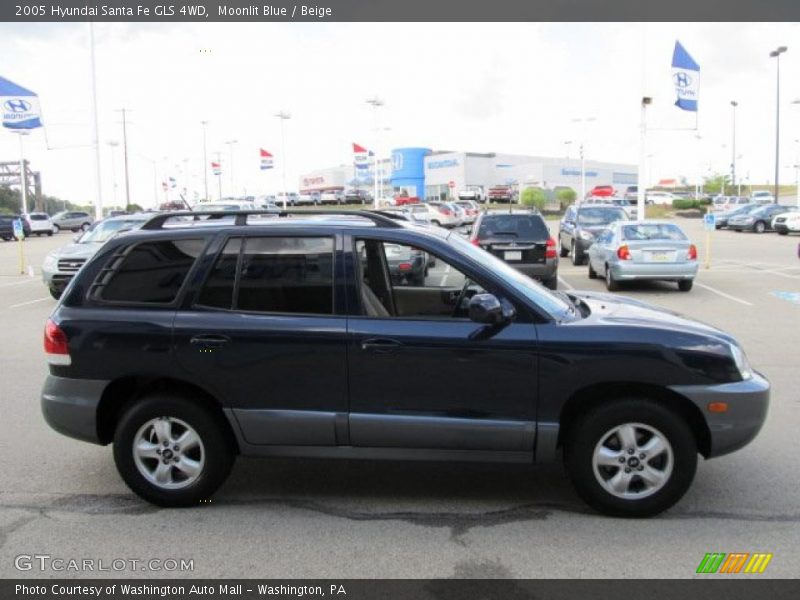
<box><xmin>360</xmin><ymin>338</ymin><xmax>403</xmax><ymax>353</ymax></box>
<box><xmin>190</xmin><ymin>334</ymin><xmax>231</xmax><ymax>349</ymax></box>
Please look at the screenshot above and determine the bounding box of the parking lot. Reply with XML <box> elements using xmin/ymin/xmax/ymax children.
<box><xmin>0</xmin><ymin>217</ymin><xmax>798</xmax><ymax>578</ymax></box>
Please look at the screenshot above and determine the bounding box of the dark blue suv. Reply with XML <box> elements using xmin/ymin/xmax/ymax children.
<box><xmin>41</xmin><ymin>210</ymin><xmax>769</xmax><ymax>517</ymax></box>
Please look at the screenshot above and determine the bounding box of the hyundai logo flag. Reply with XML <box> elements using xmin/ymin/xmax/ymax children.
<box><xmin>259</xmin><ymin>148</ymin><xmax>274</xmax><ymax>170</ymax></box>
<box><xmin>353</xmin><ymin>142</ymin><xmax>371</xmax><ymax>170</ymax></box>
<box><xmin>0</xmin><ymin>76</ymin><xmax>43</xmax><ymax>129</ymax></box>
<box><xmin>211</xmin><ymin>162</ymin><xmax>221</xmax><ymax>176</ymax></box>
<box><xmin>671</xmin><ymin>41</ymin><xmax>700</xmax><ymax>112</ymax></box>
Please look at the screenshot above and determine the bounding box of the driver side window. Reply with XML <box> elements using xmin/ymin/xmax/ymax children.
<box><xmin>355</xmin><ymin>239</ymin><xmax>484</xmax><ymax>319</ymax></box>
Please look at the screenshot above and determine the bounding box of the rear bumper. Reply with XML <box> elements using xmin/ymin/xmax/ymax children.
<box><xmin>510</xmin><ymin>261</ymin><xmax>558</xmax><ymax>281</ymax></box>
<box><xmin>669</xmin><ymin>372</ymin><xmax>770</xmax><ymax>458</ymax></box>
<box><xmin>611</xmin><ymin>261</ymin><xmax>698</xmax><ymax>281</ymax></box>
<box><xmin>41</xmin><ymin>375</ymin><xmax>108</xmax><ymax>445</ymax></box>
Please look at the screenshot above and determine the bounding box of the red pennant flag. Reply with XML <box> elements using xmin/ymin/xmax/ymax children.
<box><xmin>260</xmin><ymin>148</ymin><xmax>273</xmax><ymax>157</ymax></box>
<box><xmin>353</xmin><ymin>142</ymin><xmax>368</xmax><ymax>154</ymax></box>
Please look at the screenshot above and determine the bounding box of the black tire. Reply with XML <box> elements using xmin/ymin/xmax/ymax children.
<box><xmin>570</xmin><ymin>241</ymin><xmax>584</xmax><ymax>266</ymax></box>
<box><xmin>48</xmin><ymin>287</ymin><xmax>61</xmax><ymax>300</ymax></box>
<box><xmin>113</xmin><ymin>394</ymin><xmax>235</xmax><ymax>507</ymax></box>
<box><xmin>564</xmin><ymin>398</ymin><xmax>697</xmax><ymax>517</ymax></box>
<box><xmin>678</xmin><ymin>280</ymin><xmax>693</xmax><ymax>292</ymax></box>
<box><xmin>47</xmin><ymin>230</ymin><xmax>53</xmax><ymax>236</ymax></box>
<box><xmin>543</xmin><ymin>276</ymin><xmax>558</xmax><ymax>290</ymax></box>
<box><xmin>754</xmin><ymin>221</ymin><xmax>766</xmax><ymax>234</ymax></box>
<box><xmin>559</xmin><ymin>239</ymin><xmax>569</xmax><ymax>258</ymax></box>
<box><xmin>588</xmin><ymin>261</ymin><xmax>598</xmax><ymax>279</ymax></box>
<box><xmin>81</xmin><ymin>222</ymin><xmax>91</xmax><ymax>231</ymax></box>
<box><xmin>777</xmin><ymin>230</ymin><xmax>788</xmax><ymax>236</ymax></box>
<box><xmin>431</xmin><ymin>220</ymin><xmax>441</xmax><ymax>227</ymax></box>
<box><xmin>605</xmin><ymin>264</ymin><xmax>619</xmax><ymax>291</ymax></box>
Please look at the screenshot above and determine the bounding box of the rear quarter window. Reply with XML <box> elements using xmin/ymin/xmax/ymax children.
<box><xmin>94</xmin><ymin>239</ymin><xmax>205</xmax><ymax>304</ymax></box>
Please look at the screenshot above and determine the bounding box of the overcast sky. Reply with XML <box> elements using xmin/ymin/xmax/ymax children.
<box><xmin>2</xmin><ymin>21</ymin><xmax>800</xmax><ymax>208</ymax></box>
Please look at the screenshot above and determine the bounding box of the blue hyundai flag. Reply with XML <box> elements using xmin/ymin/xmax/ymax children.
<box><xmin>0</xmin><ymin>75</ymin><xmax>43</xmax><ymax>129</ymax></box>
<box><xmin>672</xmin><ymin>41</ymin><xmax>700</xmax><ymax>112</ymax></box>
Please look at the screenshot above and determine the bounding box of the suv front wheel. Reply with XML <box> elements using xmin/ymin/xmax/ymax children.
<box><xmin>113</xmin><ymin>394</ymin><xmax>235</xmax><ymax>507</ymax></box>
<box><xmin>564</xmin><ymin>398</ymin><xmax>697</xmax><ymax>517</ymax></box>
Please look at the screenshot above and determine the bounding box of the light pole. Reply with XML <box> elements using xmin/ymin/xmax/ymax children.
<box><xmin>12</xmin><ymin>130</ymin><xmax>30</xmax><ymax>214</ymax></box>
<box><xmin>571</xmin><ymin>117</ymin><xmax>595</xmax><ymax>202</ymax></box>
<box><xmin>730</xmin><ymin>101</ymin><xmax>738</xmax><ymax>188</ymax></box>
<box><xmin>107</xmin><ymin>140</ymin><xmax>119</xmax><ymax>206</ymax></box>
<box><xmin>275</xmin><ymin>111</ymin><xmax>291</xmax><ymax>209</ymax></box>
<box><xmin>792</xmin><ymin>100</ymin><xmax>800</xmax><ymax>206</ymax></box>
<box><xmin>694</xmin><ymin>134</ymin><xmax>703</xmax><ymax>199</ymax></box>
<box><xmin>769</xmin><ymin>46</ymin><xmax>787</xmax><ymax>204</ymax></box>
<box><xmin>88</xmin><ymin>22</ymin><xmax>103</xmax><ymax>220</ymax></box>
<box><xmin>224</xmin><ymin>139</ymin><xmax>238</xmax><ymax>198</ymax></box>
<box><xmin>367</xmin><ymin>96</ymin><xmax>384</xmax><ymax>209</ymax></box>
<box><xmin>563</xmin><ymin>140</ymin><xmax>572</xmax><ymax>159</ymax></box>
<box><xmin>201</xmin><ymin>120</ymin><xmax>209</xmax><ymax>202</ymax></box>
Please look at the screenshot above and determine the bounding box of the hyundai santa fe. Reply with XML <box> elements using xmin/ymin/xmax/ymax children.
<box><xmin>41</xmin><ymin>210</ymin><xmax>769</xmax><ymax>517</ymax></box>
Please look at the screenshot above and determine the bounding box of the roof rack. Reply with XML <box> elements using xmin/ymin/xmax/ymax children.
<box><xmin>140</xmin><ymin>209</ymin><xmax>405</xmax><ymax>231</ymax></box>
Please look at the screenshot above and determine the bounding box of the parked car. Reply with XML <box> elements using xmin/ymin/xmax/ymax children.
<box><xmin>728</xmin><ymin>204</ymin><xmax>798</xmax><ymax>233</ymax></box>
<box><xmin>107</xmin><ymin>210</ymin><xmax>130</xmax><ymax>217</ymax></box>
<box><xmin>711</xmin><ymin>196</ymin><xmax>750</xmax><ymax>213</ymax></box>
<box><xmin>454</xmin><ymin>200</ymin><xmax>481</xmax><ymax>224</ymax></box>
<box><xmin>51</xmin><ymin>210</ymin><xmax>94</xmax><ymax>233</ymax></box>
<box><xmin>41</xmin><ymin>208</ymin><xmax>769</xmax><ymax>517</ymax></box>
<box><xmin>457</xmin><ymin>188</ymin><xmax>485</xmax><ymax>203</ymax></box>
<box><xmin>25</xmin><ymin>212</ymin><xmax>54</xmax><ymax>236</ymax></box>
<box><xmin>587</xmin><ymin>221</ymin><xmax>698</xmax><ymax>292</ymax></box>
<box><xmin>714</xmin><ymin>204</ymin><xmax>759</xmax><ymax>229</ymax></box>
<box><xmin>320</xmin><ymin>190</ymin><xmax>346</xmax><ymax>205</ymax></box>
<box><xmin>382</xmin><ymin>242</ymin><xmax>429</xmax><ymax>286</ymax></box>
<box><xmin>750</xmin><ymin>190</ymin><xmax>775</xmax><ymax>204</ymax></box>
<box><xmin>192</xmin><ymin>201</ymin><xmax>257</xmax><ymax>212</ymax></box>
<box><xmin>427</xmin><ymin>202</ymin><xmax>463</xmax><ymax>228</ymax></box>
<box><xmin>559</xmin><ymin>204</ymin><xmax>629</xmax><ymax>265</ymax></box>
<box><xmin>297</xmin><ymin>192</ymin><xmax>321</xmax><ymax>206</ymax></box>
<box><xmin>276</xmin><ymin>192</ymin><xmax>300</xmax><ymax>207</ymax></box>
<box><xmin>588</xmin><ymin>185</ymin><xmax>616</xmax><ymax>198</ymax></box>
<box><xmin>345</xmin><ymin>189</ymin><xmax>370</xmax><ymax>204</ymax></box>
<box><xmin>607</xmin><ymin>198</ymin><xmax>638</xmax><ymax>219</ymax></box>
<box><xmin>645</xmin><ymin>191</ymin><xmax>677</xmax><ymax>205</ymax></box>
<box><xmin>623</xmin><ymin>185</ymin><xmax>638</xmax><ymax>202</ymax></box>
<box><xmin>773</xmin><ymin>210</ymin><xmax>800</xmax><ymax>235</ymax></box>
<box><xmin>487</xmin><ymin>185</ymin><xmax>516</xmax><ymax>203</ymax></box>
<box><xmin>393</xmin><ymin>192</ymin><xmax>421</xmax><ymax>206</ymax></box>
<box><xmin>447</xmin><ymin>202</ymin><xmax>467</xmax><ymax>227</ymax></box>
<box><xmin>471</xmin><ymin>209</ymin><xmax>558</xmax><ymax>289</ymax></box>
<box><xmin>0</xmin><ymin>214</ymin><xmax>32</xmax><ymax>240</ymax></box>
<box><xmin>41</xmin><ymin>213</ymin><xmax>151</xmax><ymax>299</ymax></box>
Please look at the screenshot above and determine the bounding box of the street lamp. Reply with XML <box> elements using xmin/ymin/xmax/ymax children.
<box><xmin>201</xmin><ymin>121</ymin><xmax>209</xmax><ymax>202</ymax></box>
<box><xmin>366</xmin><ymin>96</ymin><xmax>384</xmax><ymax>209</ymax></box>
<box><xmin>769</xmin><ymin>46</ymin><xmax>787</xmax><ymax>204</ymax></box>
<box><xmin>12</xmin><ymin>130</ymin><xmax>30</xmax><ymax>214</ymax></box>
<box><xmin>275</xmin><ymin>111</ymin><xmax>291</xmax><ymax>209</ymax></box>
<box><xmin>730</xmin><ymin>101</ymin><xmax>738</xmax><ymax>188</ymax></box>
<box><xmin>571</xmin><ymin>117</ymin><xmax>596</xmax><ymax>202</ymax></box>
<box><xmin>224</xmin><ymin>139</ymin><xmax>238</xmax><ymax>198</ymax></box>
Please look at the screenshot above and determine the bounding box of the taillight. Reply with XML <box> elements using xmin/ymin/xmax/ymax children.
<box><xmin>438</xmin><ymin>206</ymin><xmax>451</xmax><ymax>215</ymax></box>
<box><xmin>545</xmin><ymin>237</ymin><xmax>557</xmax><ymax>259</ymax></box>
<box><xmin>471</xmin><ymin>238</ymin><xmax>481</xmax><ymax>247</ymax></box>
<box><xmin>44</xmin><ymin>318</ymin><xmax>71</xmax><ymax>365</ymax></box>
<box><xmin>398</xmin><ymin>262</ymin><xmax>412</xmax><ymax>271</ymax></box>
<box><xmin>617</xmin><ymin>245</ymin><xmax>631</xmax><ymax>260</ymax></box>
<box><xmin>688</xmin><ymin>244</ymin><xmax>697</xmax><ymax>260</ymax></box>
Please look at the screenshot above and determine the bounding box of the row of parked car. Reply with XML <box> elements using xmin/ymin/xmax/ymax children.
<box><xmin>713</xmin><ymin>201</ymin><xmax>800</xmax><ymax>234</ymax></box>
<box><xmin>0</xmin><ymin>210</ymin><xmax>97</xmax><ymax>241</ymax></box>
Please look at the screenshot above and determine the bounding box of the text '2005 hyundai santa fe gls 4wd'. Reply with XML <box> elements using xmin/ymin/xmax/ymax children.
<box><xmin>41</xmin><ymin>210</ymin><xmax>769</xmax><ymax>517</ymax></box>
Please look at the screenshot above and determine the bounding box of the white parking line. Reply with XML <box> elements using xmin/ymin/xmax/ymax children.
<box><xmin>558</xmin><ymin>276</ymin><xmax>574</xmax><ymax>290</ymax></box>
<box><xmin>0</xmin><ymin>278</ymin><xmax>37</xmax><ymax>289</ymax></box>
<box><xmin>694</xmin><ymin>283</ymin><xmax>753</xmax><ymax>306</ymax></box>
<box><xmin>438</xmin><ymin>264</ymin><xmax>451</xmax><ymax>287</ymax></box>
<box><xmin>9</xmin><ymin>297</ymin><xmax>50</xmax><ymax>309</ymax></box>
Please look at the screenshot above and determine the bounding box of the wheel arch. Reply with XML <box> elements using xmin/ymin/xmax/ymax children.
<box><xmin>556</xmin><ymin>382</ymin><xmax>711</xmax><ymax>458</ymax></box>
<box><xmin>96</xmin><ymin>376</ymin><xmax>239</xmax><ymax>453</ymax></box>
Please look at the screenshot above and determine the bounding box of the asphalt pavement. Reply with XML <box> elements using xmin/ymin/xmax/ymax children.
<box><xmin>0</xmin><ymin>219</ymin><xmax>798</xmax><ymax>578</ymax></box>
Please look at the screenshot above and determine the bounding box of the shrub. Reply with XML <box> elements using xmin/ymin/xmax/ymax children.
<box><xmin>672</xmin><ymin>199</ymin><xmax>698</xmax><ymax>210</ymax></box>
<box><xmin>520</xmin><ymin>187</ymin><xmax>546</xmax><ymax>210</ymax></box>
<box><xmin>556</xmin><ymin>188</ymin><xmax>577</xmax><ymax>208</ymax></box>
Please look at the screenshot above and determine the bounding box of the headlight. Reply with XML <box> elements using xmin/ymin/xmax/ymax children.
<box><xmin>42</xmin><ymin>253</ymin><xmax>58</xmax><ymax>271</ymax></box>
<box><xmin>579</xmin><ymin>230</ymin><xmax>595</xmax><ymax>241</ymax></box>
<box><xmin>730</xmin><ymin>343</ymin><xmax>753</xmax><ymax>381</ymax></box>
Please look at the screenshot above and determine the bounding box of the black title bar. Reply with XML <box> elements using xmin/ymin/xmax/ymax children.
<box><xmin>3</xmin><ymin>0</ymin><xmax>800</xmax><ymax>22</ymax></box>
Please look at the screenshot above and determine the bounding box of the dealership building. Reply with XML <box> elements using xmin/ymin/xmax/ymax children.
<box><xmin>298</xmin><ymin>147</ymin><xmax>638</xmax><ymax>200</ymax></box>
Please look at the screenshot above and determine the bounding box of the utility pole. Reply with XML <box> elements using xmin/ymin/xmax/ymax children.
<box><xmin>366</xmin><ymin>96</ymin><xmax>384</xmax><ymax>209</ymax></box>
<box><xmin>115</xmin><ymin>108</ymin><xmax>132</xmax><ymax>209</ymax></box>
<box><xmin>214</xmin><ymin>151</ymin><xmax>223</xmax><ymax>200</ymax></box>
<box><xmin>88</xmin><ymin>22</ymin><xmax>103</xmax><ymax>220</ymax></box>
<box><xmin>730</xmin><ymin>101</ymin><xmax>738</xmax><ymax>189</ymax></box>
<box><xmin>770</xmin><ymin>46</ymin><xmax>788</xmax><ymax>204</ymax></box>
<box><xmin>275</xmin><ymin>111</ymin><xmax>291</xmax><ymax>208</ymax></box>
<box><xmin>224</xmin><ymin>139</ymin><xmax>238</xmax><ymax>198</ymax></box>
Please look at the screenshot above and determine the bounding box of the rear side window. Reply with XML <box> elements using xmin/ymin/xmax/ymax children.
<box><xmin>478</xmin><ymin>215</ymin><xmax>549</xmax><ymax>240</ymax></box>
<box><xmin>622</xmin><ymin>224</ymin><xmax>687</xmax><ymax>241</ymax></box>
<box><xmin>197</xmin><ymin>236</ymin><xmax>335</xmax><ymax>315</ymax></box>
<box><xmin>98</xmin><ymin>239</ymin><xmax>204</xmax><ymax>304</ymax></box>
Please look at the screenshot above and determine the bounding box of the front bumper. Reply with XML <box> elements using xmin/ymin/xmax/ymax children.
<box><xmin>669</xmin><ymin>371</ymin><xmax>770</xmax><ymax>458</ymax></box>
<box><xmin>41</xmin><ymin>375</ymin><xmax>109</xmax><ymax>444</ymax></box>
<box><xmin>773</xmin><ymin>223</ymin><xmax>798</xmax><ymax>233</ymax></box>
<box><xmin>611</xmin><ymin>261</ymin><xmax>698</xmax><ymax>281</ymax></box>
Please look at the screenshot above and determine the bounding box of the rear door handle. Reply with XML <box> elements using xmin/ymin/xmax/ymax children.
<box><xmin>360</xmin><ymin>338</ymin><xmax>403</xmax><ymax>353</ymax></box>
<box><xmin>190</xmin><ymin>334</ymin><xmax>231</xmax><ymax>349</ymax></box>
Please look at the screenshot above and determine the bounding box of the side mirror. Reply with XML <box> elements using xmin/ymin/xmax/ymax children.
<box><xmin>468</xmin><ymin>293</ymin><xmax>515</xmax><ymax>325</ymax></box>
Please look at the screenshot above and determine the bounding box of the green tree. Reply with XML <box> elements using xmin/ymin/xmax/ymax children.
<box><xmin>520</xmin><ymin>187</ymin><xmax>546</xmax><ymax>210</ymax></box>
<box><xmin>556</xmin><ymin>187</ymin><xmax>577</xmax><ymax>208</ymax></box>
<box><xmin>703</xmin><ymin>173</ymin><xmax>730</xmax><ymax>195</ymax></box>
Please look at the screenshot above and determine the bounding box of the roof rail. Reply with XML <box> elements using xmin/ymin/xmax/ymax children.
<box><xmin>140</xmin><ymin>209</ymin><xmax>405</xmax><ymax>231</ymax></box>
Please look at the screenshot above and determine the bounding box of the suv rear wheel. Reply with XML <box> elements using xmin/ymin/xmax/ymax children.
<box><xmin>564</xmin><ymin>398</ymin><xmax>697</xmax><ymax>517</ymax></box>
<box><xmin>113</xmin><ymin>394</ymin><xmax>235</xmax><ymax>507</ymax></box>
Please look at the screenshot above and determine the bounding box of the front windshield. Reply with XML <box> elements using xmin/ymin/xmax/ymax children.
<box><xmin>448</xmin><ymin>233</ymin><xmax>574</xmax><ymax>320</ymax></box>
<box><xmin>577</xmin><ymin>207</ymin><xmax>627</xmax><ymax>226</ymax></box>
<box><xmin>79</xmin><ymin>218</ymin><xmax>145</xmax><ymax>243</ymax></box>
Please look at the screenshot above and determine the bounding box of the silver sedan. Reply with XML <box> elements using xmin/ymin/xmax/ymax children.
<box><xmin>586</xmin><ymin>220</ymin><xmax>698</xmax><ymax>292</ymax></box>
